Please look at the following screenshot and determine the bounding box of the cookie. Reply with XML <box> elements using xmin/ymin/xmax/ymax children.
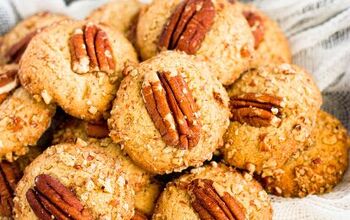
<box><xmin>134</xmin><ymin>180</ymin><xmax>162</xmax><ymax>217</ymax></box>
<box><xmin>86</xmin><ymin>0</ymin><xmax>141</xmax><ymax>38</ymax></box>
<box><xmin>13</xmin><ymin>143</ymin><xmax>134</xmax><ymax>219</ymax></box>
<box><xmin>0</xmin><ymin>12</ymin><xmax>68</xmax><ymax>65</ymax></box>
<box><xmin>52</xmin><ymin>116</ymin><xmax>153</xmax><ymax>193</ymax></box>
<box><xmin>222</xmin><ymin>64</ymin><xmax>322</xmax><ymax>176</ymax></box>
<box><xmin>19</xmin><ymin>20</ymin><xmax>138</xmax><ymax>121</ymax></box>
<box><xmin>136</xmin><ymin>0</ymin><xmax>255</xmax><ymax>85</ymax></box>
<box><xmin>0</xmin><ymin>144</ymin><xmax>46</xmax><ymax>218</ymax></box>
<box><xmin>263</xmin><ymin>110</ymin><xmax>349</xmax><ymax>197</ymax></box>
<box><xmin>108</xmin><ymin>51</ymin><xmax>230</xmax><ymax>174</ymax></box>
<box><xmin>153</xmin><ymin>162</ymin><xmax>272</xmax><ymax>220</ymax></box>
<box><xmin>0</xmin><ymin>65</ymin><xmax>56</xmax><ymax>161</ymax></box>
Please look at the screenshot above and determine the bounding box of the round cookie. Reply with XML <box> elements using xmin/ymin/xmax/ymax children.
<box><xmin>19</xmin><ymin>20</ymin><xmax>138</xmax><ymax>121</ymax></box>
<box><xmin>222</xmin><ymin>64</ymin><xmax>322</xmax><ymax>176</ymax></box>
<box><xmin>0</xmin><ymin>145</ymin><xmax>46</xmax><ymax>218</ymax></box>
<box><xmin>0</xmin><ymin>12</ymin><xmax>69</xmax><ymax>65</ymax></box>
<box><xmin>235</xmin><ymin>2</ymin><xmax>292</xmax><ymax>67</ymax></box>
<box><xmin>13</xmin><ymin>143</ymin><xmax>134</xmax><ymax>219</ymax></box>
<box><xmin>153</xmin><ymin>162</ymin><xmax>272</xmax><ymax>220</ymax></box>
<box><xmin>86</xmin><ymin>0</ymin><xmax>142</xmax><ymax>38</ymax></box>
<box><xmin>0</xmin><ymin>65</ymin><xmax>56</xmax><ymax>161</ymax></box>
<box><xmin>262</xmin><ymin>110</ymin><xmax>349</xmax><ymax>197</ymax></box>
<box><xmin>52</xmin><ymin>116</ymin><xmax>153</xmax><ymax>193</ymax></box>
<box><xmin>108</xmin><ymin>51</ymin><xmax>230</xmax><ymax>174</ymax></box>
<box><xmin>136</xmin><ymin>0</ymin><xmax>255</xmax><ymax>85</ymax></box>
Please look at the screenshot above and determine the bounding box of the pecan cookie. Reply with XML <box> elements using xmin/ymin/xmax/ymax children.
<box><xmin>19</xmin><ymin>20</ymin><xmax>138</xmax><ymax>121</ymax></box>
<box><xmin>0</xmin><ymin>144</ymin><xmax>46</xmax><ymax>218</ymax></box>
<box><xmin>86</xmin><ymin>0</ymin><xmax>142</xmax><ymax>39</ymax></box>
<box><xmin>108</xmin><ymin>51</ymin><xmax>230</xmax><ymax>174</ymax></box>
<box><xmin>13</xmin><ymin>143</ymin><xmax>134</xmax><ymax>219</ymax></box>
<box><xmin>222</xmin><ymin>64</ymin><xmax>322</xmax><ymax>176</ymax></box>
<box><xmin>0</xmin><ymin>65</ymin><xmax>56</xmax><ymax>161</ymax></box>
<box><xmin>136</xmin><ymin>0</ymin><xmax>255</xmax><ymax>85</ymax></box>
<box><xmin>263</xmin><ymin>111</ymin><xmax>349</xmax><ymax>197</ymax></box>
<box><xmin>52</xmin><ymin>116</ymin><xmax>153</xmax><ymax>193</ymax></box>
<box><xmin>0</xmin><ymin>12</ymin><xmax>68</xmax><ymax>65</ymax></box>
<box><xmin>153</xmin><ymin>162</ymin><xmax>272</xmax><ymax>220</ymax></box>
<box><xmin>234</xmin><ymin>2</ymin><xmax>292</xmax><ymax>67</ymax></box>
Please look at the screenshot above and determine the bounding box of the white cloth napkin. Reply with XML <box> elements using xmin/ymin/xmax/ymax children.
<box><xmin>1</xmin><ymin>0</ymin><xmax>350</xmax><ymax>219</ymax></box>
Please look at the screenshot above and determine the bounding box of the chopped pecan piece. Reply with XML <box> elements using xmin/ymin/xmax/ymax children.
<box><xmin>86</xmin><ymin>121</ymin><xmax>109</xmax><ymax>138</ymax></box>
<box><xmin>26</xmin><ymin>174</ymin><xmax>92</xmax><ymax>220</ymax></box>
<box><xmin>230</xmin><ymin>93</ymin><xmax>283</xmax><ymax>127</ymax></box>
<box><xmin>141</xmin><ymin>71</ymin><xmax>201</xmax><ymax>149</ymax></box>
<box><xmin>5</xmin><ymin>30</ymin><xmax>39</xmax><ymax>64</ymax></box>
<box><xmin>131</xmin><ymin>209</ymin><xmax>148</xmax><ymax>220</ymax></box>
<box><xmin>188</xmin><ymin>179</ymin><xmax>245</xmax><ymax>220</ymax></box>
<box><xmin>243</xmin><ymin>11</ymin><xmax>264</xmax><ymax>49</ymax></box>
<box><xmin>0</xmin><ymin>68</ymin><xmax>19</xmax><ymax>104</ymax></box>
<box><xmin>69</xmin><ymin>23</ymin><xmax>115</xmax><ymax>74</ymax></box>
<box><xmin>158</xmin><ymin>0</ymin><xmax>215</xmax><ymax>55</ymax></box>
<box><xmin>0</xmin><ymin>161</ymin><xmax>21</xmax><ymax>217</ymax></box>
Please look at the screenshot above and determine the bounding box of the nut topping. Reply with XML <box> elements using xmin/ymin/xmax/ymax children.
<box><xmin>230</xmin><ymin>93</ymin><xmax>283</xmax><ymax>127</ymax></box>
<box><xmin>0</xmin><ymin>68</ymin><xmax>19</xmax><ymax>104</ymax></box>
<box><xmin>158</xmin><ymin>0</ymin><xmax>215</xmax><ymax>55</ymax></box>
<box><xmin>26</xmin><ymin>174</ymin><xmax>92</xmax><ymax>220</ymax></box>
<box><xmin>188</xmin><ymin>179</ymin><xmax>246</xmax><ymax>220</ymax></box>
<box><xmin>243</xmin><ymin>11</ymin><xmax>264</xmax><ymax>49</ymax></box>
<box><xmin>69</xmin><ymin>23</ymin><xmax>115</xmax><ymax>74</ymax></box>
<box><xmin>0</xmin><ymin>161</ymin><xmax>21</xmax><ymax>217</ymax></box>
<box><xmin>86</xmin><ymin>121</ymin><xmax>109</xmax><ymax>138</ymax></box>
<box><xmin>5</xmin><ymin>30</ymin><xmax>39</xmax><ymax>64</ymax></box>
<box><xmin>141</xmin><ymin>71</ymin><xmax>201</xmax><ymax>149</ymax></box>
<box><xmin>131</xmin><ymin>209</ymin><xmax>148</xmax><ymax>220</ymax></box>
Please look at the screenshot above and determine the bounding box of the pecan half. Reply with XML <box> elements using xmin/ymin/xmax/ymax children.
<box><xmin>26</xmin><ymin>174</ymin><xmax>92</xmax><ymax>220</ymax></box>
<box><xmin>69</xmin><ymin>23</ymin><xmax>115</xmax><ymax>75</ymax></box>
<box><xmin>86</xmin><ymin>121</ymin><xmax>109</xmax><ymax>138</ymax></box>
<box><xmin>131</xmin><ymin>209</ymin><xmax>148</xmax><ymax>220</ymax></box>
<box><xmin>230</xmin><ymin>93</ymin><xmax>283</xmax><ymax>127</ymax></box>
<box><xmin>243</xmin><ymin>11</ymin><xmax>264</xmax><ymax>49</ymax></box>
<box><xmin>158</xmin><ymin>0</ymin><xmax>215</xmax><ymax>55</ymax></box>
<box><xmin>5</xmin><ymin>30</ymin><xmax>39</xmax><ymax>64</ymax></box>
<box><xmin>0</xmin><ymin>161</ymin><xmax>21</xmax><ymax>217</ymax></box>
<box><xmin>141</xmin><ymin>71</ymin><xmax>201</xmax><ymax>149</ymax></box>
<box><xmin>188</xmin><ymin>179</ymin><xmax>245</xmax><ymax>220</ymax></box>
<box><xmin>0</xmin><ymin>68</ymin><xmax>18</xmax><ymax>104</ymax></box>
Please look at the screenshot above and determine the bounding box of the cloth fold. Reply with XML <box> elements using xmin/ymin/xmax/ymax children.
<box><xmin>1</xmin><ymin>0</ymin><xmax>349</xmax><ymax>219</ymax></box>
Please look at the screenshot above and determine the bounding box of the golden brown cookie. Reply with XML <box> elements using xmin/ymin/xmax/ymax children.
<box><xmin>263</xmin><ymin>110</ymin><xmax>349</xmax><ymax>197</ymax></box>
<box><xmin>19</xmin><ymin>20</ymin><xmax>138</xmax><ymax>121</ymax></box>
<box><xmin>0</xmin><ymin>65</ymin><xmax>56</xmax><ymax>161</ymax></box>
<box><xmin>0</xmin><ymin>12</ymin><xmax>68</xmax><ymax>65</ymax></box>
<box><xmin>153</xmin><ymin>162</ymin><xmax>272</xmax><ymax>220</ymax></box>
<box><xmin>52</xmin><ymin>116</ymin><xmax>154</xmax><ymax>193</ymax></box>
<box><xmin>134</xmin><ymin>180</ymin><xmax>163</xmax><ymax>217</ymax></box>
<box><xmin>233</xmin><ymin>2</ymin><xmax>292</xmax><ymax>67</ymax></box>
<box><xmin>86</xmin><ymin>0</ymin><xmax>142</xmax><ymax>38</ymax></box>
<box><xmin>13</xmin><ymin>143</ymin><xmax>134</xmax><ymax>219</ymax></box>
<box><xmin>222</xmin><ymin>64</ymin><xmax>322</xmax><ymax>176</ymax></box>
<box><xmin>136</xmin><ymin>0</ymin><xmax>255</xmax><ymax>85</ymax></box>
<box><xmin>108</xmin><ymin>51</ymin><xmax>230</xmax><ymax>174</ymax></box>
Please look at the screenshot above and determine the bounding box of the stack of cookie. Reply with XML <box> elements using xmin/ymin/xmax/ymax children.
<box><xmin>0</xmin><ymin>0</ymin><xmax>348</xmax><ymax>219</ymax></box>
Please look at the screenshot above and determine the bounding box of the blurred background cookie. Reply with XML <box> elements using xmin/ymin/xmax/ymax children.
<box><xmin>136</xmin><ymin>0</ymin><xmax>255</xmax><ymax>85</ymax></box>
<box><xmin>222</xmin><ymin>64</ymin><xmax>322</xmax><ymax>176</ymax></box>
<box><xmin>262</xmin><ymin>110</ymin><xmax>349</xmax><ymax>197</ymax></box>
<box><xmin>153</xmin><ymin>162</ymin><xmax>272</xmax><ymax>219</ymax></box>
<box><xmin>14</xmin><ymin>143</ymin><xmax>134</xmax><ymax>219</ymax></box>
<box><xmin>18</xmin><ymin>20</ymin><xmax>138</xmax><ymax>121</ymax></box>
<box><xmin>108</xmin><ymin>51</ymin><xmax>230</xmax><ymax>174</ymax></box>
<box><xmin>0</xmin><ymin>12</ymin><xmax>69</xmax><ymax>65</ymax></box>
